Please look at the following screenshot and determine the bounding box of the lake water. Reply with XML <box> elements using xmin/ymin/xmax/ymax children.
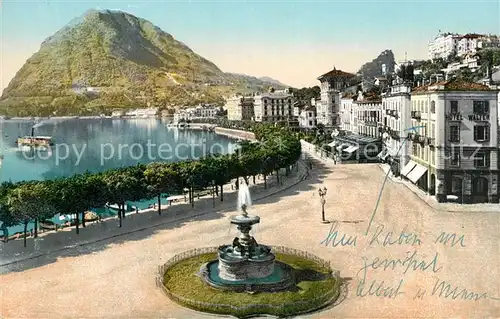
<box><xmin>0</xmin><ymin>118</ymin><xmax>237</xmax><ymax>234</ymax></box>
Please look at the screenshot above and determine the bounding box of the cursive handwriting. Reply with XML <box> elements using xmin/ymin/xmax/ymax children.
<box><xmin>434</xmin><ymin>232</ymin><xmax>466</xmax><ymax>247</ymax></box>
<box><xmin>357</xmin><ymin>251</ymin><xmax>442</xmax><ymax>276</ymax></box>
<box><xmin>356</xmin><ymin>256</ymin><xmax>406</xmax><ymax>299</ymax></box>
<box><xmin>368</xmin><ymin>224</ymin><xmax>422</xmax><ymax>247</ymax></box>
<box><xmin>320</xmin><ymin>221</ymin><xmax>357</xmax><ymax>247</ymax></box>
<box><xmin>431</xmin><ymin>278</ymin><xmax>494</xmax><ymax>301</ymax></box>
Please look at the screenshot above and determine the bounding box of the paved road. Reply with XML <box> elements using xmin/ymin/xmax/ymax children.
<box><xmin>1</xmin><ymin>160</ymin><xmax>499</xmax><ymax>318</ymax></box>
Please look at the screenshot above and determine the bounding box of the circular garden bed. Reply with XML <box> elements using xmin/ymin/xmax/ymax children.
<box><xmin>160</xmin><ymin>251</ymin><xmax>340</xmax><ymax>318</ymax></box>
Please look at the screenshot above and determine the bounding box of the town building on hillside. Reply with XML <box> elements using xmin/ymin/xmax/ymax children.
<box><xmin>173</xmin><ymin>105</ymin><xmax>221</xmax><ymax>123</ymax></box>
<box><xmin>225</xmin><ymin>95</ymin><xmax>255</xmax><ymax>121</ymax></box>
<box><xmin>125</xmin><ymin>108</ymin><xmax>158</xmax><ymax>118</ymax></box>
<box><xmin>429</xmin><ymin>32</ymin><xmax>500</xmax><ymax>60</ymax></box>
<box><xmin>317</xmin><ymin>67</ymin><xmax>357</xmax><ymax>128</ymax></box>
<box><xmin>379</xmin><ymin>83</ymin><xmax>412</xmax><ymax>175</ymax></box>
<box><xmin>340</xmin><ymin>93</ymin><xmax>356</xmax><ymax>133</ymax></box>
<box><xmin>253</xmin><ymin>88</ymin><xmax>295</xmax><ymax>122</ymax></box>
<box><xmin>298</xmin><ymin>105</ymin><xmax>317</xmax><ymax>129</ymax></box>
<box><xmin>400</xmin><ymin>79</ymin><xmax>499</xmax><ymax>204</ymax></box>
<box><xmin>457</xmin><ymin>34</ymin><xmax>500</xmax><ymax>56</ymax></box>
<box><xmin>428</xmin><ymin>32</ymin><xmax>461</xmax><ymax>60</ymax></box>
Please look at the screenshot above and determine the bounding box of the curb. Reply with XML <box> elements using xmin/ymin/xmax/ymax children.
<box><xmin>0</xmin><ymin>162</ymin><xmax>309</xmax><ymax>268</ymax></box>
<box><xmin>377</xmin><ymin>164</ymin><xmax>500</xmax><ymax>213</ymax></box>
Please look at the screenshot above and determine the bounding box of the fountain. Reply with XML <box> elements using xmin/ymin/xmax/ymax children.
<box><xmin>200</xmin><ymin>183</ymin><xmax>294</xmax><ymax>292</ymax></box>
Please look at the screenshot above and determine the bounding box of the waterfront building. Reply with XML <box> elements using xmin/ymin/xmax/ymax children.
<box><xmin>253</xmin><ymin>88</ymin><xmax>295</xmax><ymax>122</ymax></box>
<box><xmin>125</xmin><ymin>108</ymin><xmax>158</xmax><ymax>118</ymax></box>
<box><xmin>379</xmin><ymin>83</ymin><xmax>412</xmax><ymax>174</ymax></box>
<box><xmin>317</xmin><ymin>67</ymin><xmax>357</xmax><ymax>128</ymax></box>
<box><xmin>399</xmin><ymin>79</ymin><xmax>499</xmax><ymax>203</ymax></box>
<box><xmin>225</xmin><ymin>95</ymin><xmax>255</xmax><ymax>121</ymax></box>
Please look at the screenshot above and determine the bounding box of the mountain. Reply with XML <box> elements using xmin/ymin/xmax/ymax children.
<box><xmin>258</xmin><ymin>76</ymin><xmax>288</xmax><ymax>87</ymax></box>
<box><xmin>0</xmin><ymin>9</ymin><xmax>285</xmax><ymax>116</ymax></box>
<box><xmin>357</xmin><ymin>49</ymin><xmax>395</xmax><ymax>80</ymax></box>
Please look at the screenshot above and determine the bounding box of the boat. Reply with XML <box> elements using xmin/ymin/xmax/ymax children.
<box><xmin>16</xmin><ymin>136</ymin><xmax>54</xmax><ymax>149</ymax></box>
<box><xmin>105</xmin><ymin>203</ymin><xmax>121</xmax><ymax>211</ymax></box>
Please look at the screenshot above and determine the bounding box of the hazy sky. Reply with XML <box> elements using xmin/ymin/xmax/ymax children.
<box><xmin>1</xmin><ymin>0</ymin><xmax>499</xmax><ymax>92</ymax></box>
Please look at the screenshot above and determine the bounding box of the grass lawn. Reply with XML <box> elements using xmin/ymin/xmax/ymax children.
<box><xmin>162</xmin><ymin>252</ymin><xmax>340</xmax><ymax>317</ymax></box>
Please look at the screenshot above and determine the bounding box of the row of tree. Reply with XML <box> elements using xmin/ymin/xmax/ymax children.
<box><xmin>0</xmin><ymin>124</ymin><xmax>302</xmax><ymax>247</ymax></box>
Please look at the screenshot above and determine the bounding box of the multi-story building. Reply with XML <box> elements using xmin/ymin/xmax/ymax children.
<box><xmin>225</xmin><ymin>96</ymin><xmax>255</xmax><ymax>121</ymax></box>
<box><xmin>457</xmin><ymin>34</ymin><xmax>500</xmax><ymax>56</ymax></box>
<box><xmin>253</xmin><ymin>88</ymin><xmax>295</xmax><ymax>122</ymax></box>
<box><xmin>380</xmin><ymin>83</ymin><xmax>412</xmax><ymax>174</ymax></box>
<box><xmin>173</xmin><ymin>105</ymin><xmax>220</xmax><ymax>122</ymax></box>
<box><xmin>317</xmin><ymin>67</ymin><xmax>357</xmax><ymax>128</ymax></box>
<box><xmin>428</xmin><ymin>32</ymin><xmax>460</xmax><ymax>60</ymax></box>
<box><xmin>298</xmin><ymin>105</ymin><xmax>316</xmax><ymax>129</ymax></box>
<box><xmin>340</xmin><ymin>93</ymin><xmax>356</xmax><ymax>133</ymax></box>
<box><xmin>399</xmin><ymin>80</ymin><xmax>499</xmax><ymax>203</ymax></box>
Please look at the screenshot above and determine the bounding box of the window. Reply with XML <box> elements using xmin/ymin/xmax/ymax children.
<box><xmin>450</xmin><ymin>152</ymin><xmax>459</xmax><ymax>166</ymax></box>
<box><xmin>473</xmin><ymin>101</ymin><xmax>489</xmax><ymax>114</ymax></box>
<box><xmin>430</xmin><ymin>101</ymin><xmax>436</xmax><ymax>113</ymax></box>
<box><xmin>450</xmin><ymin>101</ymin><xmax>458</xmax><ymax>113</ymax></box>
<box><xmin>474</xmin><ymin>125</ymin><xmax>489</xmax><ymax>141</ymax></box>
<box><xmin>424</xmin><ymin>100</ymin><xmax>428</xmax><ymax>113</ymax></box>
<box><xmin>474</xmin><ymin>152</ymin><xmax>490</xmax><ymax>168</ymax></box>
<box><xmin>449</xmin><ymin>125</ymin><xmax>460</xmax><ymax>142</ymax></box>
<box><xmin>309</xmin><ymin>120</ymin><xmax>313</xmax><ymax>126</ymax></box>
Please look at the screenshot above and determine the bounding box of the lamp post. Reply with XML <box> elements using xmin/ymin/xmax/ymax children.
<box><xmin>318</xmin><ymin>187</ymin><xmax>329</xmax><ymax>223</ymax></box>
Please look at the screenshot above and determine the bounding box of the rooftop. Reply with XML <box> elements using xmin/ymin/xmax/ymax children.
<box><xmin>412</xmin><ymin>79</ymin><xmax>494</xmax><ymax>94</ymax></box>
<box><xmin>317</xmin><ymin>67</ymin><xmax>356</xmax><ymax>81</ymax></box>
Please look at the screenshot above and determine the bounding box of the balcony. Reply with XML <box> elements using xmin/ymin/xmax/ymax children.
<box><xmin>468</xmin><ymin>113</ymin><xmax>490</xmax><ymax>121</ymax></box>
<box><xmin>417</xmin><ymin>135</ymin><xmax>427</xmax><ymax>145</ymax></box>
<box><xmin>445</xmin><ymin>112</ymin><xmax>463</xmax><ymax>121</ymax></box>
<box><xmin>427</xmin><ymin>137</ymin><xmax>435</xmax><ymax>146</ymax></box>
<box><xmin>411</xmin><ymin>111</ymin><xmax>421</xmax><ymax>120</ymax></box>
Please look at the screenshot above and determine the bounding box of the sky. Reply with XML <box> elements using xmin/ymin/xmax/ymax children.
<box><xmin>0</xmin><ymin>0</ymin><xmax>499</xmax><ymax>92</ymax></box>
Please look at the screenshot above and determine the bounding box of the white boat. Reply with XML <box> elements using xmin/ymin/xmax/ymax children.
<box><xmin>16</xmin><ymin>135</ymin><xmax>54</xmax><ymax>149</ymax></box>
<box><xmin>105</xmin><ymin>203</ymin><xmax>120</xmax><ymax>211</ymax></box>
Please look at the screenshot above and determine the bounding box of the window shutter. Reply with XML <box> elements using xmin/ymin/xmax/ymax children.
<box><xmin>474</xmin><ymin>126</ymin><xmax>478</xmax><ymax>140</ymax></box>
<box><xmin>485</xmin><ymin>101</ymin><xmax>490</xmax><ymax>113</ymax></box>
<box><xmin>486</xmin><ymin>126</ymin><xmax>490</xmax><ymax>141</ymax></box>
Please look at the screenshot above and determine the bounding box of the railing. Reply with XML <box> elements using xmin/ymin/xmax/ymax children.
<box><xmin>427</xmin><ymin>137</ymin><xmax>435</xmax><ymax>146</ymax></box>
<box><xmin>445</xmin><ymin>112</ymin><xmax>463</xmax><ymax>121</ymax></box>
<box><xmin>156</xmin><ymin>246</ymin><xmax>340</xmax><ymax>316</ymax></box>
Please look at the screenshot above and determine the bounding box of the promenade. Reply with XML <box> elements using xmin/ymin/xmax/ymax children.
<box><xmin>0</xmin><ymin>154</ymin><xmax>499</xmax><ymax>318</ymax></box>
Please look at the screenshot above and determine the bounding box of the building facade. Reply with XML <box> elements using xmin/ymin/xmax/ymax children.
<box><xmin>399</xmin><ymin>80</ymin><xmax>499</xmax><ymax>203</ymax></box>
<box><xmin>298</xmin><ymin>105</ymin><xmax>317</xmax><ymax>129</ymax></box>
<box><xmin>428</xmin><ymin>33</ymin><xmax>460</xmax><ymax>60</ymax></box>
<box><xmin>225</xmin><ymin>96</ymin><xmax>255</xmax><ymax>121</ymax></box>
<box><xmin>253</xmin><ymin>89</ymin><xmax>294</xmax><ymax>122</ymax></box>
<box><xmin>355</xmin><ymin>95</ymin><xmax>383</xmax><ymax>138</ymax></box>
<box><xmin>380</xmin><ymin>84</ymin><xmax>412</xmax><ymax>175</ymax></box>
<box><xmin>317</xmin><ymin>68</ymin><xmax>357</xmax><ymax>127</ymax></box>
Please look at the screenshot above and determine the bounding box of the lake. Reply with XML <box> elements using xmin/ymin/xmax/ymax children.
<box><xmin>0</xmin><ymin>118</ymin><xmax>237</xmax><ymax>234</ymax></box>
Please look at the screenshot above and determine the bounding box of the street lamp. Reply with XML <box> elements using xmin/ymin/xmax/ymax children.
<box><xmin>318</xmin><ymin>187</ymin><xmax>329</xmax><ymax>223</ymax></box>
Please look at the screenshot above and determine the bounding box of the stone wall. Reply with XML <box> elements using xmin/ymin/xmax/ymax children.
<box><xmin>214</xmin><ymin>127</ymin><xmax>256</xmax><ymax>141</ymax></box>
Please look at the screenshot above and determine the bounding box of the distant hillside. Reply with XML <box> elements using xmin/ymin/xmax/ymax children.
<box><xmin>0</xmin><ymin>9</ymin><xmax>286</xmax><ymax>116</ymax></box>
<box><xmin>357</xmin><ymin>49</ymin><xmax>395</xmax><ymax>80</ymax></box>
<box><xmin>258</xmin><ymin>76</ymin><xmax>288</xmax><ymax>87</ymax></box>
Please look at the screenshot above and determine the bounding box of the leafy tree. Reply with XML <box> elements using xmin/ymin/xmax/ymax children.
<box><xmin>7</xmin><ymin>182</ymin><xmax>55</xmax><ymax>247</ymax></box>
<box><xmin>144</xmin><ymin>162</ymin><xmax>180</xmax><ymax>215</ymax></box>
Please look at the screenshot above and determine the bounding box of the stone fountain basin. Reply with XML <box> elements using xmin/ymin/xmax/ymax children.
<box><xmin>230</xmin><ymin>215</ymin><xmax>260</xmax><ymax>225</ymax></box>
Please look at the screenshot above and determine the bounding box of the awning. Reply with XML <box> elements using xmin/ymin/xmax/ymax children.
<box><xmin>336</xmin><ymin>143</ymin><xmax>349</xmax><ymax>151</ymax></box>
<box><xmin>345</xmin><ymin>145</ymin><xmax>359</xmax><ymax>153</ymax></box>
<box><xmin>407</xmin><ymin>163</ymin><xmax>428</xmax><ymax>183</ymax></box>
<box><xmin>400</xmin><ymin>160</ymin><xmax>417</xmax><ymax>177</ymax></box>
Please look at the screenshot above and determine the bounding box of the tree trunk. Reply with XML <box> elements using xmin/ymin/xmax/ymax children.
<box><xmin>122</xmin><ymin>204</ymin><xmax>126</xmax><ymax>219</ymax></box>
<box><xmin>276</xmin><ymin>170</ymin><xmax>280</xmax><ymax>185</ymax></box>
<box><xmin>264</xmin><ymin>174</ymin><xmax>267</xmax><ymax>189</ymax></box>
<box><xmin>118</xmin><ymin>204</ymin><xmax>123</xmax><ymax>228</ymax></box>
<box><xmin>158</xmin><ymin>194</ymin><xmax>161</xmax><ymax>215</ymax></box>
<box><xmin>82</xmin><ymin>212</ymin><xmax>86</xmax><ymax>227</ymax></box>
<box><xmin>75</xmin><ymin>213</ymin><xmax>80</xmax><ymax>235</ymax></box>
<box><xmin>188</xmin><ymin>187</ymin><xmax>192</xmax><ymax>203</ymax></box>
<box><xmin>243</xmin><ymin>176</ymin><xmax>249</xmax><ymax>185</ymax></box>
<box><xmin>220</xmin><ymin>185</ymin><xmax>224</xmax><ymax>202</ymax></box>
<box><xmin>253</xmin><ymin>175</ymin><xmax>256</xmax><ymax>184</ymax></box>
<box><xmin>215</xmin><ymin>185</ymin><xmax>219</xmax><ymax>197</ymax></box>
<box><xmin>34</xmin><ymin>218</ymin><xmax>38</xmax><ymax>238</ymax></box>
<box><xmin>236</xmin><ymin>178</ymin><xmax>239</xmax><ymax>190</ymax></box>
<box><xmin>23</xmin><ymin>222</ymin><xmax>28</xmax><ymax>247</ymax></box>
<box><xmin>191</xmin><ymin>186</ymin><xmax>194</xmax><ymax>208</ymax></box>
